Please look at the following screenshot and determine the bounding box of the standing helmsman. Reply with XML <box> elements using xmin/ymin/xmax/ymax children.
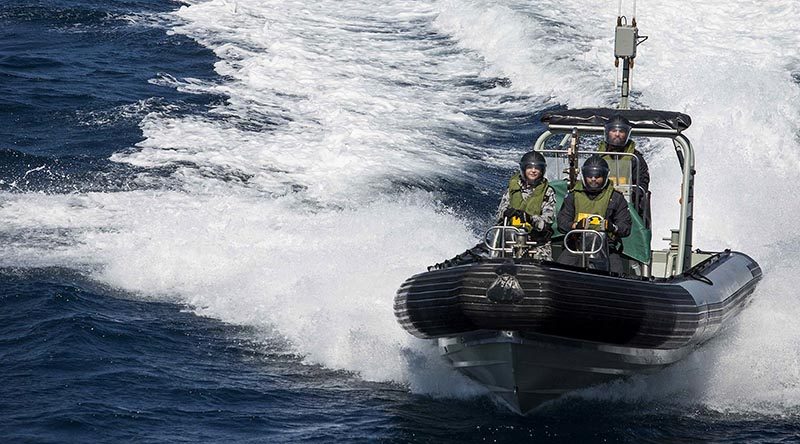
<box><xmin>495</xmin><ymin>151</ymin><xmax>556</xmax><ymax>260</ymax></box>
<box><xmin>599</xmin><ymin>114</ymin><xmax>651</xmax><ymax>227</ymax></box>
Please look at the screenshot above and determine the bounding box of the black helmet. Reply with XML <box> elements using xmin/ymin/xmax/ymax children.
<box><xmin>604</xmin><ymin>114</ymin><xmax>632</xmax><ymax>148</ymax></box>
<box><xmin>581</xmin><ymin>155</ymin><xmax>609</xmax><ymax>192</ymax></box>
<box><xmin>519</xmin><ymin>151</ymin><xmax>547</xmax><ymax>176</ymax></box>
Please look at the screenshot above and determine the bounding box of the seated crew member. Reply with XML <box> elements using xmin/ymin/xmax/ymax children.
<box><xmin>599</xmin><ymin>114</ymin><xmax>651</xmax><ymax>227</ymax></box>
<box><xmin>557</xmin><ymin>155</ymin><xmax>632</xmax><ymax>274</ymax></box>
<box><xmin>495</xmin><ymin>150</ymin><xmax>556</xmax><ymax>260</ymax></box>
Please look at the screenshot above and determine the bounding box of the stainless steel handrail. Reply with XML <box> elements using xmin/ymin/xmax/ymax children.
<box><xmin>484</xmin><ymin>224</ymin><xmax>545</xmax><ymax>258</ymax></box>
<box><xmin>563</xmin><ymin>230</ymin><xmax>606</xmax><ymax>255</ymax></box>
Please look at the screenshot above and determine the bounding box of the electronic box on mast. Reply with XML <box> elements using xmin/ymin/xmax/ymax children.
<box><xmin>614</xmin><ymin>2</ymin><xmax>648</xmax><ymax>109</ymax></box>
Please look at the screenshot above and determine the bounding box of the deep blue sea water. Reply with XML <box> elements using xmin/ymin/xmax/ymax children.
<box><xmin>2</xmin><ymin>0</ymin><xmax>800</xmax><ymax>442</ymax></box>
<box><xmin>0</xmin><ymin>1</ymin><xmax>223</xmax><ymax>197</ymax></box>
<box><xmin>4</xmin><ymin>269</ymin><xmax>797</xmax><ymax>443</ymax></box>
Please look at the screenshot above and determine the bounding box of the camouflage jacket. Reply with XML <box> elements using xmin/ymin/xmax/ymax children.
<box><xmin>495</xmin><ymin>178</ymin><xmax>557</xmax><ymax>230</ymax></box>
<box><xmin>494</xmin><ymin>178</ymin><xmax>556</xmax><ymax>260</ymax></box>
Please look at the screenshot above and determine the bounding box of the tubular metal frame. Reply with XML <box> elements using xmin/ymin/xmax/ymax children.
<box><xmin>533</xmin><ymin>127</ymin><xmax>695</xmax><ymax>274</ymax></box>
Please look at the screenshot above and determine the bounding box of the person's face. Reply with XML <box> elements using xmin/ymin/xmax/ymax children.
<box><xmin>584</xmin><ymin>174</ymin><xmax>605</xmax><ymax>188</ymax></box>
<box><xmin>524</xmin><ymin>166</ymin><xmax>542</xmax><ymax>182</ymax></box>
<box><xmin>607</xmin><ymin>127</ymin><xmax>628</xmax><ymax>147</ymax></box>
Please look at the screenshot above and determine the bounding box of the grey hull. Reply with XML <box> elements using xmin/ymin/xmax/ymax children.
<box><xmin>440</xmin><ymin>331</ymin><xmax>688</xmax><ymax>414</ymax></box>
<box><xmin>396</xmin><ymin>250</ymin><xmax>761</xmax><ymax>413</ymax></box>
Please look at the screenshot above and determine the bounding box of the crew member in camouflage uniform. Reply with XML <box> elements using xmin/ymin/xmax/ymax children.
<box><xmin>495</xmin><ymin>151</ymin><xmax>556</xmax><ymax>260</ymax></box>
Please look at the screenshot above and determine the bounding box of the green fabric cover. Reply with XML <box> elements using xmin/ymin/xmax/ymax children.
<box><xmin>549</xmin><ymin>179</ymin><xmax>652</xmax><ymax>264</ymax></box>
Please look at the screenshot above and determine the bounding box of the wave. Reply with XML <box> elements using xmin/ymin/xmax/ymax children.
<box><xmin>2</xmin><ymin>0</ymin><xmax>799</xmax><ymax>412</ymax></box>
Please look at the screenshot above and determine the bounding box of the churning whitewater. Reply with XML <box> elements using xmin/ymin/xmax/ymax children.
<box><xmin>2</xmin><ymin>0</ymin><xmax>800</xmax><ymax>414</ymax></box>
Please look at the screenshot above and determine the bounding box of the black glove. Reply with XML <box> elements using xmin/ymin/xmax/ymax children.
<box><xmin>574</xmin><ymin>218</ymin><xmax>589</xmax><ymax>229</ymax></box>
<box><xmin>603</xmin><ymin>220</ymin><xmax>617</xmax><ymax>234</ymax></box>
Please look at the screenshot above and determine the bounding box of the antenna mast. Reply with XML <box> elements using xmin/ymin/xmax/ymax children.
<box><xmin>614</xmin><ymin>3</ymin><xmax>647</xmax><ymax>109</ymax></box>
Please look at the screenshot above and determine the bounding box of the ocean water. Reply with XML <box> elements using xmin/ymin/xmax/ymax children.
<box><xmin>1</xmin><ymin>0</ymin><xmax>799</xmax><ymax>442</ymax></box>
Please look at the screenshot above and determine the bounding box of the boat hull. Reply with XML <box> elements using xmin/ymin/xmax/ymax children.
<box><xmin>395</xmin><ymin>250</ymin><xmax>762</xmax><ymax>413</ymax></box>
<box><xmin>440</xmin><ymin>331</ymin><xmax>688</xmax><ymax>414</ymax></box>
